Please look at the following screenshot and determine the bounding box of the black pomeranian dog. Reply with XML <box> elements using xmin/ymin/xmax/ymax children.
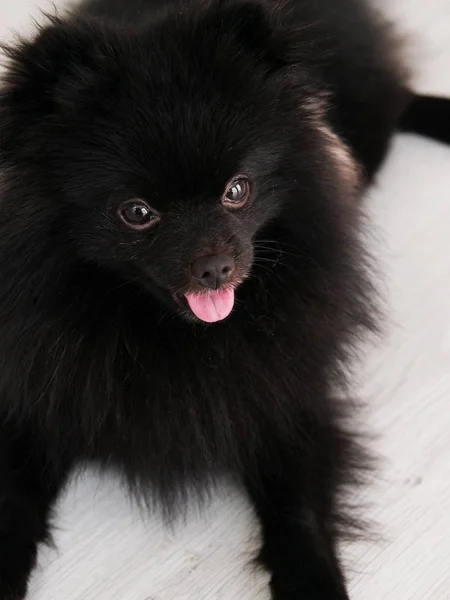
<box><xmin>0</xmin><ymin>0</ymin><xmax>449</xmax><ymax>598</ymax></box>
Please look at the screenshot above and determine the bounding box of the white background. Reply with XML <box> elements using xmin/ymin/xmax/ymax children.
<box><xmin>1</xmin><ymin>1</ymin><xmax>450</xmax><ymax>598</ymax></box>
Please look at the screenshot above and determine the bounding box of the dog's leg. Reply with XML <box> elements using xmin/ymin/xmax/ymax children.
<box><xmin>245</xmin><ymin>425</ymin><xmax>352</xmax><ymax>600</ymax></box>
<box><xmin>0</xmin><ymin>426</ymin><xmax>70</xmax><ymax>599</ymax></box>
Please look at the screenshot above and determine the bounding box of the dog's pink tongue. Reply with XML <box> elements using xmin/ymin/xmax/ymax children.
<box><xmin>185</xmin><ymin>289</ymin><xmax>235</xmax><ymax>323</ymax></box>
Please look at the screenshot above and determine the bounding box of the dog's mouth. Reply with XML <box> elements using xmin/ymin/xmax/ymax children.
<box><xmin>172</xmin><ymin>261</ymin><xmax>250</xmax><ymax>323</ymax></box>
<box><xmin>183</xmin><ymin>288</ymin><xmax>235</xmax><ymax>323</ymax></box>
<box><xmin>174</xmin><ymin>288</ymin><xmax>235</xmax><ymax>323</ymax></box>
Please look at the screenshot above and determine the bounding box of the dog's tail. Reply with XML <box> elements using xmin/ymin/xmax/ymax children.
<box><xmin>398</xmin><ymin>94</ymin><xmax>450</xmax><ymax>145</ymax></box>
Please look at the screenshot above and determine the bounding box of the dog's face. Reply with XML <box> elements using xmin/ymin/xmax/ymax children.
<box><xmin>0</xmin><ymin>3</ymin><xmax>360</xmax><ymax>323</ymax></box>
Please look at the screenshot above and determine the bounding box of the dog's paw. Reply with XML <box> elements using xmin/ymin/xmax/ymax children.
<box><xmin>270</xmin><ymin>576</ymin><xmax>350</xmax><ymax>600</ymax></box>
<box><xmin>0</xmin><ymin>579</ymin><xmax>28</xmax><ymax>600</ymax></box>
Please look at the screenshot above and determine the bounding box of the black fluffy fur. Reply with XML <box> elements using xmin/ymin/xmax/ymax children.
<box><xmin>0</xmin><ymin>1</ymin><xmax>449</xmax><ymax>598</ymax></box>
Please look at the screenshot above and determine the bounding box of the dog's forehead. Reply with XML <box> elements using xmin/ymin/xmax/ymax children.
<box><xmin>116</xmin><ymin>111</ymin><xmax>253</xmax><ymax>191</ymax></box>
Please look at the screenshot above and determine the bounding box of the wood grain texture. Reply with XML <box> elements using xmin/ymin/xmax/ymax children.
<box><xmin>1</xmin><ymin>1</ymin><xmax>450</xmax><ymax>598</ymax></box>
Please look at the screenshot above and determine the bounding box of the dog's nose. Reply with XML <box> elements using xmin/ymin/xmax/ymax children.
<box><xmin>190</xmin><ymin>254</ymin><xmax>235</xmax><ymax>289</ymax></box>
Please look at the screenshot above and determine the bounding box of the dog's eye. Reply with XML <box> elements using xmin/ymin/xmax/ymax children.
<box><xmin>118</xmin><ymin>200</ymin><xmax>159</xmax><ymax>230</ymax></box>
<box><xmin>222</xmin><ymin>178</ymin><xmax>251</xmax><ymax>207</ymax></box>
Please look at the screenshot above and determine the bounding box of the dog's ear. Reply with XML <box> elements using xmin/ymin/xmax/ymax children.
<box><xmin>0</xmin><ymin>16</ymin><xmax>129</xmax><ymax>159</ymax></box>
<box><xmin>209</xmin><ymin>1</ymin><xmax>286</xmax><ymax>71</ymax></box>
<box><xmin>0</xmin><ymin>16</ymin><xmax>118</xmax><ymax>150</ymax></box>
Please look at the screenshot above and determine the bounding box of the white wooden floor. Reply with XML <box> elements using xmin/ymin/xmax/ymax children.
<box><xmin>1</xmin><ymin>1</ymin><xmax>450</xmax><ymax>598</ymax></box>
